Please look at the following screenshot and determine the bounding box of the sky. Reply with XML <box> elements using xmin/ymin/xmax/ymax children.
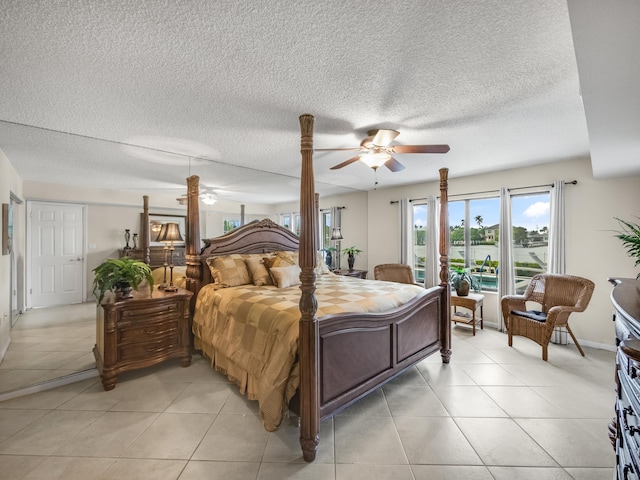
<box><xmin>413</xmin><ymin>193</ymin><xmax>550</xmax><ymax>232</ymax></box>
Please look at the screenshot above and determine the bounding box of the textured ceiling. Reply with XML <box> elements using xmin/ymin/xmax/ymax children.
<box><xmin>0</xmin><ymin>0</ymin><xmax>632</xmax><ymax>204</ymax></box>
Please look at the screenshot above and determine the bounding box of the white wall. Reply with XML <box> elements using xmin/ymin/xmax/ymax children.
<box><xmin>0</xmin><ymin>149</ymin><xmax>23</xmax><ymax>359</ymax></box>
<box><xmin>366</xmin><ymin>157</ymin><xmax>640</xmax><ymax>348</ymax></box>
<box><xmin>22</xmin><ymin>181</ymin><xmax>275</xmax><ymax>302</ymax></box>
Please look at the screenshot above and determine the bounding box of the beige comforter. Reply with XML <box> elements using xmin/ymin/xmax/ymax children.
<box><xmin>192</xmin><ymin>273</ymin><xmax>424</xmax><ymax>431</ymax></box>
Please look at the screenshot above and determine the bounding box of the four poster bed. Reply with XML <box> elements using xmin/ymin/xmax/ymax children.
<box><xmin>166</xmin><ymin>114</ymin><xmax>451</xmax><ymax>462</ymax></box>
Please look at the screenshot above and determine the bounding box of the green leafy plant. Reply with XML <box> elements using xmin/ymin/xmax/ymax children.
<box><xmin>450</xmin><ymin>267</ymin><xmax>481</xmax><ymax>292</ymax></box>
<box><xmin>342</xmin><ymin>246</ymin><xmax>363</xmax><ymax>257</ymax></box>
<box><xmin>92</xmin><ymin>257</ymin><xmax>154</xmax><ymax>303</ymax></box>
<box><xmin>614</xmin><ymin>216</ymin><xmax>640</xmax><ymax>268</ymax></box>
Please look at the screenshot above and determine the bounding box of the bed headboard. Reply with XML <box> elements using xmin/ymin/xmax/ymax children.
<box><xmin>197</xmin><ymin>218</ymin><xmax>299</xmax><ymax>286</ymax></box>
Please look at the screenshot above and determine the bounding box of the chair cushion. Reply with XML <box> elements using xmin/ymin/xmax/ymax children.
<box><xmin>511</xmin><ymin>310</ymin><xmax>547</xmax><ymax>322</ymax></box>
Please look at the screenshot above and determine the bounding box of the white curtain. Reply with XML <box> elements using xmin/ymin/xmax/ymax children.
<box><xmin>498</xmin><ymin>187</ymin><xmax>515</xmax><ymax>332</ymax></box>
<box><xmin>399</xmin><ymin>198</ymin><xmax>412</xmax><ymax>265</ymax></box>
<box><xmin>547</xmin><ymin>180</ymin><xmax>565</xmax><ymax>274</ymax></box>
<box><xmin>424</xmin><ymin>195</ymin><xmax>438</xmax><ymax>288</ymax></box>
<box><xmin>547</xmin><ymin>180</ymin><xmax>568</xmax><ymax>344</ymax></box>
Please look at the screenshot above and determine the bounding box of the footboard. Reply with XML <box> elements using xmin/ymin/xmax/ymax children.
<box><xmin>318</xmin><ymin>285</ymin><xmax>446</xmax><ymax>418</ymax></box>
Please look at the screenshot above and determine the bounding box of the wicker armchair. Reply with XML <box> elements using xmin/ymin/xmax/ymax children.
<box><xmin>373</xmin><ymin>263</ymin><xmax>418</xmax><ymax>285</ymax></box>
<box><xmin>501</xmin><ymin>273</ymin><xmax>595</xmax><ymax>361</ymax></box>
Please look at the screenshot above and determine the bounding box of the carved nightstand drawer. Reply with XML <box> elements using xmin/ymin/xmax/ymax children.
<box><xmin>119</xmin><ymin>335</ymin><xmax>181</xmax><ymax>361</ymax></box>
<box><xmin>118</xmin><ymin>319</ymin><xmax>180</xmax><ymax>345</ymax></box>
<box><xmin>121</xmin><ymin>301</ymin><xmax>180</xmax><ymax>319</ymax></box>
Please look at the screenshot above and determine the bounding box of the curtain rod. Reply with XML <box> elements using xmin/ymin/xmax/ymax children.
<box><xmin>389</xmin><ymin>180</ymin><xmax>577</xmax><ymax>204</ymax></box>
<box><xmin>319</xmin><ymin>206</ymin><xmax>346</xmax><ymax>212</ymax></box>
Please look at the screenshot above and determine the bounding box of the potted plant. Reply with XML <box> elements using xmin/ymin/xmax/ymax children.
<box><xmin>450</xmin><ymin>267</ymin><xmax>480</xmax><ymax>296</ymax></box>
<box><xmin>614</xmin><ymin>216</ymin><xmax>640</xmax><ymax>277</ymax></box>
<box><xmin>92</xmin><ymin>257</ymin><xmax>154</xmax><ymax>303</ymax></box>
<box><xmin>342</xmin><ymin>246</ymin><xmax>363</xmax><ymax>271</ymax></box>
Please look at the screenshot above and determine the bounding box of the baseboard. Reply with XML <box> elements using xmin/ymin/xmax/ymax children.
<box><xmin>0</xmin><ymin>368</ymin><xmax>99</xmax><ymax>403</ymax></box>
<box><xmin>474</xmin><ymin>321</ymin><xmax>616</xmax><ymax>352</ymax></box>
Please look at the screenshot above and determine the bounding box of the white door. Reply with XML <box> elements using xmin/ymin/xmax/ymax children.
<box><xmin>29</xmin><ymin>202</ymin><xmax>85</xmax><ymax>307</ymax></box>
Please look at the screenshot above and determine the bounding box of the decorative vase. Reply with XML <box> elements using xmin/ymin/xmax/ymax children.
<box><xmin>456</xmin><ymin>279</ymin><xmax>470</xmax><ymax>296</ymax></box>
<box><xmin>132</xmin><ymin>233</ymin><xmax>138</xmax><ymax>249</ymax></box>
<box><xmin>348</xmin><ymin>254</ymin><xmax>355</xmax><ymax>271</ymax></box>
<box><xmin>124</xmin><ymin>229</ymin><xmax>131</xmax><ymax>250</ymax></box>
<box><xmin>325</xmin><ymin>251</ymin><xmax>332</xmax><ymax>269</ymax></box>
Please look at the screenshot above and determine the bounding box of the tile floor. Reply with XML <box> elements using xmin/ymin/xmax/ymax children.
<box><xmin>0</xmin><ymin>304</ymin><xmax>617</xmax><ymax>479</ymax></box>
<box><xmin>0</xmin><ymin>303</ymin><xmax>97</xmax><ymax>393</ymax></box>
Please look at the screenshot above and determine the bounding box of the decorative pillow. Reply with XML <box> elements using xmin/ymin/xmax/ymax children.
<box><xmin>206</xmin><ymin>255</ymin><xmax>251</xmax><ymax>287</ymax></box>
<box><xmin>245</xmin><ymin>256</ymin><xmax>274</xmax><ymax>286</ymax></box>
<box><xmin>269</xmin><ymin>264</ymin><xmax>302</xmax><ymax>288</ymax></box>
<box><xmin>263</xmin><ymin>251</ymin><xmax>296</xmax><ymax>270</ymax></box>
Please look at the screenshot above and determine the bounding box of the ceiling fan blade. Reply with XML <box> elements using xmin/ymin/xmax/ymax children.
<box><xmin>384</xmin><ymin>157</ymin><xmax>405</xmax><ymax>172</ymax></box>
<box><xmin>330</xmin><ymin>155</ymin><xmax>362</xmax><ymax>170</ymax></box>
<box><xmin>370</xmin><ymin>129</ymin><xmax>400</xmax><ymax>147</ymax></box>
<box><xmin>315</xmin><ymin>147</ymin><xmax>362</xmax><ymax>152</ymax></box>
<box><xmin>390</xmin><ymin>144</ymin><xmax>450</xmax><ymax>154</ymax></box>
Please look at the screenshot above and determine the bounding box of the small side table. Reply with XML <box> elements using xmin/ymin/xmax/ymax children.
<box><xmin>451</xmin><ymin>292</ymin><xmax>484</xmax><ymax>335</ymax></box>
<box><xmin>333</xmin><ymin>269</ymin><xmax>368</xmax><ymax>279</ymax></box>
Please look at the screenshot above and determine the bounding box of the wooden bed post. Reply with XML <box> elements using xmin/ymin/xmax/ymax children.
<box><xmin>298</xmin><ymin>113</ymin><xmax>320</xmax><ymax>462</ymax></box>
<box><xmin>142</xmin><ymin>195</ymin><xmax>150</xmax><ymax>265</ymax></box>
<box><xmin>438</xmin><ymin>168</ymin><xmax>452</xmax><ymax>363</ymax></box>
<box><xmin>185</xmin><ymin>175</ymin><xmax>203</xmax><ymax>308</ymax></box>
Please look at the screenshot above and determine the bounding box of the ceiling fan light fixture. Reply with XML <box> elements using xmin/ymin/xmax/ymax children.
<box><xmin>201</xmin><ymin>192</ymin><xmax>218</xmax><ymax>205</ymax></box>
<box><xmin>360</xmin><ymin>151</ymin><xmax>391</xmax><ymax>169</ymax></box>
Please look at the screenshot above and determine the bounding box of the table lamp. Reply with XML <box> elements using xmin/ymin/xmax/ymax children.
<box><xmin>156</xmin><ymin>222</ymin><xmax>183</xmax><ymax>292</ymax></box>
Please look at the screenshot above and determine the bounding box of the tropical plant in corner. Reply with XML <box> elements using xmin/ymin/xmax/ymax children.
<box><xmin>92</xmin><ymin>257</ymin><xmax>154</xmax><ymax>303</ymax></box>
<box><xmin>614</xmin><ymin>216</ymin><xmax>640</xmax><ymax>270</ymax></box>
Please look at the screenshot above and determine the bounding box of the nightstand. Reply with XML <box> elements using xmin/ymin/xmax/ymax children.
<box><xmin>94</xmin><ymin>287</ymin><xmax>193</xmax><ymax>390</ymax></box>
<box><xmin>333</xmin><ymin>269</ymin><xmax>368</xmax><ymax>279</ymax></box>
<box><xmin>451</xmin><ymin>292</ymin><xmax>484</xmax><ymax>335</ymax></box>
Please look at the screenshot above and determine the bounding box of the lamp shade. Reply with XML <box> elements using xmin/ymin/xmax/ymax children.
<box><xmin>330</xmin><ymin>227</ymin><xmax>343</xmax><ymax>240</ymax></box>
<box><xmin>156</xmin><ymin>222</ymin><xmax>183</xmax><ymax>243</ymax></box>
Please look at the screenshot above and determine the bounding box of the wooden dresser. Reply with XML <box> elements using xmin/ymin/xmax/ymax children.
<box><xmin>94</xmin><ymin>287</ymin><xmax>193</xmax><ymax>390</ymax></box>
<box><xmin>119</xmin><ymin>245</ymin><xmax>186</xmax><ymax>269</ymax></box>
<box><xmin>610</xmin><ymin>278</ymin><xmax>640</xmax><ymax>479</ymax></box>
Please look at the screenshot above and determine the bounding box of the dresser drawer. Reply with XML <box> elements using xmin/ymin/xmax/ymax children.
<box><xmin>120</xmin><ymin>301</ymin><xmax>181</xmax><ymax>320</ymax></box>
<box><xmin>118</xmin><ymin>319</ymin><xmax>180</xmax><ymax>345</ymax></box>
<box><xmin>119</xmin><ymin>335</ymin><xmax>181</xmax><ymax>361</ymax></box>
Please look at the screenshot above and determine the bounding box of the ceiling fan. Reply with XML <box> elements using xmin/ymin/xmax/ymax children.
<box><xmin>176</xmin><ymin>187</ymin><xmax>218</xmax><ymax>206</ymax></box>
<box><xmin>316</xmin><ymin>129</ymin><xmax>450</xmax><ymax>172</ymax></box>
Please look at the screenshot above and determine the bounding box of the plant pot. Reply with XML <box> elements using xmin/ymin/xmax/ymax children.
<box><xmin>116</xmin><ymin>282</ymin><xmax>133</xmax><ymax>299</ymax></box>
<box><xmin>348</xmin><ymin>254</ymin><xmax>355</xmax><ymax>271</ymax></box>
<box><xmin>456</xmin><ymin>279</ymin><xmax>470</xmax><ymax>296</ymax></box>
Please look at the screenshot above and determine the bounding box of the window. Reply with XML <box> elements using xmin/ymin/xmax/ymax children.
<box><xmin>510</xmin><ymin>191</ymin><xmax>550</xmax><ymax>292</ymax></box>
<box><xmin>412</xmin><ymin>202</ymin><xmax>428</xmax><ymax>283</ymax></box>
<box><xmin>321</xmin><ymin>210</ymin><xmax>331</xmax><ymax>252</ymax></box>
<box><xmin>278</xmin><ymin>212</ymin><xmax>300</xmax><ymax>235</ymax></box>
<box><xmin>223</xmin><ymin>218</ymin><xmax>241</xmax><ymax>233</ymax></box>
<box><xmin>446</xmin><ymin>191</ymin><xmax>550</xmax><ymax>293</ymax></box>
